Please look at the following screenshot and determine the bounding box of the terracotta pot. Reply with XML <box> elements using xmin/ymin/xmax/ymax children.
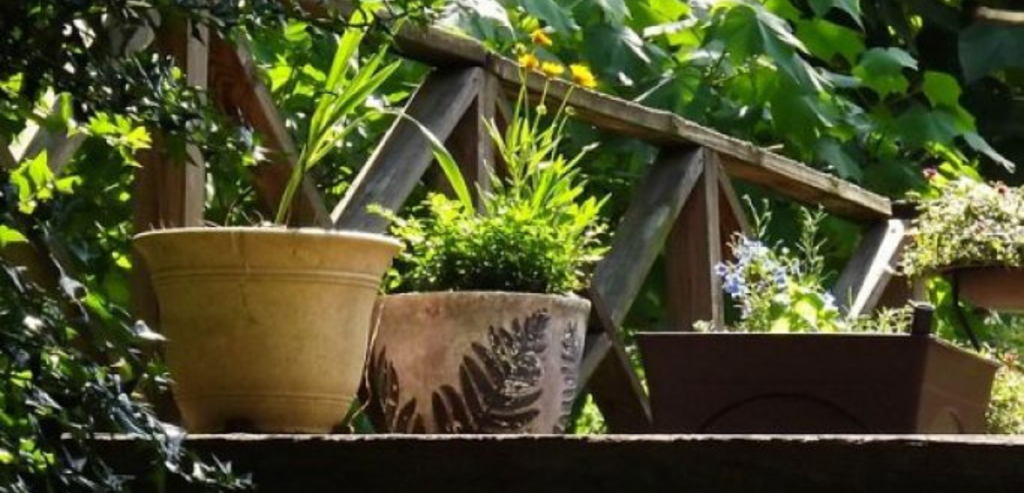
<box><xmin>368</xmin><ymin>292</ymin><xmax>589</xmax><ymax>433</ymax></box>
<box><xmin>946</xmin><ymin>267</ymin><xmax>1024</xmax><ymax>313</ymax></box>
<box><xmin>134</xmin><ymin>227</ymin><xmax>400</xmax><ymax>433</ymax></box>
<box><xmin>638</xmin><ymin>332</ymin><xmax>998</xmax><ymax>434</ymax></box>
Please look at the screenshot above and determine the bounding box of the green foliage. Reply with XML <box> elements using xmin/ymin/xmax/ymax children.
<box><xmin>709</xmin><ymin>202</ymin><xmax>910</xmax><ymax>334</ymax></box>
<box><xmin>987</xmin><ymin>361</ymin><xmax>1024</xmax><ymax>434</ymax></box>
<box><xmin>383</xmin><ymin>66</ymin><xmax>607</xmax><ymax>294</ymax></box>
<box><xmin>444</xmin><ymin>0</ymin><xmax>1016</xmax><ymax>199</ymax></box>
<box><xmin>0</xmin><ymin>250</ymin><xmax>249</xmax><ymax>491</ymax></box>
<box><xmin>903</xmin><ymin>178</ymin><xmax>1024</xmax><ymax>276</ymax></box>
<box><xmin>276</xmin><ymin>24</ymin><xmax>401</xmax><ymax>223</ymax></box>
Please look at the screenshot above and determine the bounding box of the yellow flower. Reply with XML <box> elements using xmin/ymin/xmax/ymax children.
<box><xmin>518</xmin><ymin>53</ymin><xmax>540</xmax><ymax>70</ymax></box>
<box><xmin>541</xmin><ymin>61</ymin><xmax>565</xmax><ymax>77</ymax></box>
<box><xmin>530</xmin><ymin>29</ymin><xmax>553</xmax><ymax>47</ymax></box>
<box><xmin>570</xmin><ymin>63</ymin><xmax>597</xmax><ymax>88</ymax></box>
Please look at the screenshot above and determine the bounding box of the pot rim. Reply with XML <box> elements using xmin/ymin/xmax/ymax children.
<box><xmin>133</xmin><ymin>226</ymin><xmax>402</xmax><ymax>249</ymax></box>
<box><xmin>381</xmin><ymin>290</ymin><xmax>590</xmax><ymax>306</ymax></box>
<box><xmin>635</xmin><ymin>331</ymin><xmax>1002</xmax><ymax>368</ymax></box>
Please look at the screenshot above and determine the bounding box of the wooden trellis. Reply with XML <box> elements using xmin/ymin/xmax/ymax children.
<box><xmin>1</xmin><ymin>8</ymin><xmax>913</xmax><ymax>432</ymax></box>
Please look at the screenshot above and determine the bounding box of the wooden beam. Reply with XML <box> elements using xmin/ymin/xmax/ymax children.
<box><xmin>293</xmin><ymin>5</ymin><xmax>891</xmax><ymax>223</ymax></box>
<box><xmin>833</xmin><ymin>219</ymin><xmax>910</xmax><ymax>317</ymax></box>
<box><xmin>976</xmin><ymin>6</ymin><xmax>1024</xmax><ymax>25</ymax></box>
<box><xmin>436</xmin><ymin>72</ymin><xmax>498</xmax><ymax>203</ymax></box>
<box><xmin>332</xmin><ymin>67</ymin><xmax>483</xmax><ymax>232</ymax></box>
<box><xmin>208</xmin><ymin>35</ymin><xmax>331</xmax><ymax>227</ymax></box>
<box><xmin>583</xmin><ymin>147</ymin><xmax>705</xmax><ymax>432</ymax></box>
<box><xmin>590</xmin><ymin>147</ymin><xmax>705</xmax><ymax>328</ymax></box>
<box><xmin>666</xmin><ymin>149</ymin><xmax>724</xmax><ymax>331</ymax></box>
<box><xmin>486</xmin><ymin>57</ymin><xmax>890</xmax><ymax>222</ymax></box>
<box><xmin>132</xmin><ymin>18</ymin><xmax>209</xmax><ymax>324</ymax></box>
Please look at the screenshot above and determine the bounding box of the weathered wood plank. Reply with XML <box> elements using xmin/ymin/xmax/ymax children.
<box><xmin>332</xmin><ymin>68</ymin><xmax>483</xmax><ymax>232</ymax></box>
<box><xmin>133</xmin><ymin>19</ymin><xmax>208</xmax><ymax>325</ymax></box>
<box><xmin>437</xmin><ymin>72</ymin><xmax>497</xmax><ymax>203</ymax></box>
<box><xmin>590</xmin><ymin>148</ymin><xmax>705</xmax><ymax>327</ymax></box>
<box><xmin>208</xmin><ymin>35</ymin><xmax>331</xmax><ymax>227</ymax></box>
<box><xmin>833</xmin><ymin>219</ymin><xmax>910</xmax><ymax>317</ymax></box>
<box><xmin>16</xmin><ymin>111</ymin><xmax>85</xmax><ymax>175</ymax></box>
<box><xmin>665</xmin><ymin>149</ymin><xmax>724</xmax><ymax>331</ymax></box>
<box><xmin>486</xmin><ymin>57</ymin><xmax>890</xmax><ymax>222</ymax></box>
<box><xmin>582</xmin><ymin>147</ymin><xmax>705</xmax><ymax>432</ymax></box>
<box><xmin>716</xmin><ymin>161</ymin><xmax>751</xmax><ymax>263</ymax></box>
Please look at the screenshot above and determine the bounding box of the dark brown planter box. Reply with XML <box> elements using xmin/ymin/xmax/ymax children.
<box><xmin>637</xmin><ymin>333</ymin><xmax>998</xmax><ymax>434</ymax></box>
<box><xmin>946</xmin><ymin>267</ymin><xmax>1024</xmax><ymax>313</ymax></box>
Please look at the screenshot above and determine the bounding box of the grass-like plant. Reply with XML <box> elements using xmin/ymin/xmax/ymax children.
<box><xmin>276</xmin><ymin>23</ymin><xmax>400</xmax><ymax>224</ymax></box>
<box><xmin>379</xmin><ymin>46</ymin><xmax>607</xmax><ymax>294</ymax></box>
<box><xmin>903</xmin><ymin>177</ymin><xmax>1024</xmax><ymax>276</ymax></box>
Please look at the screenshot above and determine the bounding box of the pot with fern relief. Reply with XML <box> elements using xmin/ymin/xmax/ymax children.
<box><xmin>367</xmin><ymin>292</ymin><xmax>589</xmax><ymax>433</ymax></box>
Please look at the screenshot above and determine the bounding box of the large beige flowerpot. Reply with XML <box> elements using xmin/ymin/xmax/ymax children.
<box><xmin>134</xmin><ymin>227</ymin><xmax>400</xmax><ymax>433</ymax></box>
<box><xmin>368</xmin><ymin>292</ymin><xmax>589</xmax><ymax>434</ymax></box>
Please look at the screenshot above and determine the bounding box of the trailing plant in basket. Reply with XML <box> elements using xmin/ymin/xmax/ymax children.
<box><xmin>902</xmin><ymin>177</ymin><xmax>1024</xmax><ymax>277</ymax></box>
<box><xmin>379</xmin><ymin>46</ymin><xmax>607</xmax><ymax>294</ymax></box>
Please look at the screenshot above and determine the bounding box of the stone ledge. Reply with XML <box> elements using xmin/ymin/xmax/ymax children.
<box><xmin>95</xmin><ymin>434</ymin><xmax>1024</xmax><ymax>493</ymax></box>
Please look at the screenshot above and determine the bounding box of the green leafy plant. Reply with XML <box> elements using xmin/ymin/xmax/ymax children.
<box><xmin>903</xmin><ymin>177</ymin><xmax>1024</xmax><ymax>277</ymax></box>
<box><xmin>275</xmin><ymin>22</ymin><xmax>400</xmax><ymax>224</ymax></box>
<box><xmin>705</xmin><ymin>201</ymin><xmax>910</xmax><ymax>334</ymax></box>
<box><xmin>987</xmin><ymin>354</ymin><xmax>1024</xmax><ymax>434</ymax></box>
<box><xmin>380</xmin><ymin>53</ymin><xmax>607</xmax><ymax>294</ymax></box>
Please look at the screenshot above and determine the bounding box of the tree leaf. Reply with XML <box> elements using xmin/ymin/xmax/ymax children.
<box><xmin>852</xmin><ymin>47</ymin><xmax>917</xmax><ymax>99</ymax></box>
<box><xmin>0</xmin><ymin>225</ymin><xmax>27</xmax><ymax>248</ymax></box>
<box><xmin>922</xmin><ymin>71</ymin><xmax>961</xmax><ymax>110</ymax></box>
<box><xmin>816</xmin><ymin>138</ymin><xmax>862</xmax><ymax>181</ymax></box>
<box><xmin>808</xmin><ymin>0</ymin><xmax>862</xmax><ymax>27</ymax></box>
<box><xmin>521</xmin><ymin>0</ymin><xmax>578</xmax><ymax>33</ymax></box>
<box><xmin>796</xmin><ymin>19</ymin><xmax>864</xmax><ymax>66</ymax></box>
<box><xmin>959</xmin><ymin>22</ymin><xmax>1024</xmax><ymax>82</ymax></box>
<box><xmin>594</xmin><ymin>0</ymin><xmax>630</xmax><ymax>24</ymax></box>
<box><xmin>893</xmin><ymin>105</ymin><xmax>960</xmax><ymax>148</ymax></box>
<box><xmin>964</xmin><ymin>131</ymin><xmax>1016</xmax><ymax>173</ymax></box>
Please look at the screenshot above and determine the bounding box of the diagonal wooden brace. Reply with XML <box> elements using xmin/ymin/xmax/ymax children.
<box><xmin>582</xmin><ymin>147</ymin><xmax>706</xmax><ymax>432</ymax></box>
<box><xmin>333</xmin><ymin>67</ymin><xmax>484</xmax><ymax>233</ymax></box>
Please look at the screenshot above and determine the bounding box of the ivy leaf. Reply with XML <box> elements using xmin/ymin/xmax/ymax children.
<box><xmin>808</xmin><ymin>0</ymin><xmax>862</xmax><ymax>28</ymax></box>
<box><xmin>922</xmin><ymin>71</ymin><xmax>961</xmax><ymax>109</ymax></box>
<box><xmin>0</xmin><ymin>225</ymin><xmax>27</xmax><ymax>248</ymax></box>
<box><xmin>959</xmin><ymin>22</ymin><xmax>1024</xmax><ymax>82</ymax></box>
<box><xmin>852</xmin><ymin>47</ymin><xmax>917</xmax><ymax>99</ymax></box>
<box><xmin>796</xmin><ymin>19</ymin><xmax>864</xmax><ymax>66</ymax></box>
<box><xmin>520</xmin><ymin>0</ymin><xmax>578</xmax><ymax>33</ymax></box>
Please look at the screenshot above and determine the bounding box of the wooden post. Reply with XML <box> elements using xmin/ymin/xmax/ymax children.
<box><xmin>665</xmin><ymin>149</ymin><xmax>724</xmax><ymax>331</ymax></box>
<box><xmin>132</xmin><ymin>17</ymin><xmax>209</xmax><ymax>324</ymax></box>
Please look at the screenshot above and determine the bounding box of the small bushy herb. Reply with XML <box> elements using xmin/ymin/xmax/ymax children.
<box><xmin>903</xmin><ymin>178</ymin><xmax>1024</xmax><ymax>276</ymax></box>
<box><xmin>705</xmin><ymin>202</ymin><xmax>910</xmax><ymax>333</ymax></box>
<box><xmin>382</xmin><ymin>46</ymin><xmax>607</xmax><ymax>295</ymax></box>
